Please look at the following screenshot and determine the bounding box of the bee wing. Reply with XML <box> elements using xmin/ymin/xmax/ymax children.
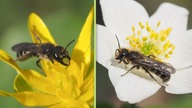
<box><xmin>12</xmin><ymin>43</ymin><xmax>38</xmax><ymax>52</ymax></box>
<box><xmin>137</xmin><ymin>58</ymin><xmax>176</xmax><ymax>74</ymax></box>
<box><xmin>12</xmin><ymin>43</ymin><xmax>40</xmax><ymax>61</ymax></box>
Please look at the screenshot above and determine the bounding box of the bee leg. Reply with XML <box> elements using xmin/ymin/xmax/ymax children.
<box><xmin>121</xmin><ymin>65</ymin><xmax>139</xmax><ymax>77</ymax></box>
<box><xmin>48</xmin><ymin>56</ymin><xmax>54</xmax><ymax>64</ymax></box>
<box><xmin>111</xmin><ymin>59</ymin><xmax>123</xmax><ymax>66</ymax></box>
<box><xmin>36</xmin><ymin>59</ymin><xmax>43</xmax><ymax>70</ymax></box>
<box><xmin>143</xmin><ymin>67</ymin><xmax>164</xmax><ymax>86</ymax></box>
<box><xmin>147</xmin><ymin>72</ymin><xmax>164</xmax><ymax>86</ymax></box>
<box><xmin>123</xmin><ymin>60</ymin><xmax>129</xmax><ymax>64</ymax></box>
<box><xmin>111</xmin><ymin>59</ymin><xmax>129</xmax><ymax>67</ymax></box>
<box><xmin>123</xmin><ymin>60</ymin><xmax>129</xmax><ymax>68</ymax></box>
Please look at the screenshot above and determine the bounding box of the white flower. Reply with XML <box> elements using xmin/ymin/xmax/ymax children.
<box><xmin>97</xmin><ymin>0</ymin><xmax>192</xmax><ymax>104</ymax></box>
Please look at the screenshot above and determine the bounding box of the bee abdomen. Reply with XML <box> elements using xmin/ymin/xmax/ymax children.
<box><xmin>141</xmin><ymin>65</ymin><xmax>171</xmax><ymax>83</ymax></box>
<box><xmin>16</xmin><ymin>50</ymin><xmax>37</xmax><ymax>61</ymax></box>
<box><xmin>159</xmin><ymin>71</ymin><xmax>170</xmax><ymax>82</ymax></box>
<box><xmin>149</xmin><ymin>68</ymin><xmax>171</xmax><ymax>82</ymax></box>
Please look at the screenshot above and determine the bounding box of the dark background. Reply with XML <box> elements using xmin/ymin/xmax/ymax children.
<box><xmin>96</xmin><ymin>0</ymin><xmax>192</xmax><ymax>108</ymax></box>
<box><xmin>0</xmin><ymin>0</ymin><xmax>92</xmax><ymax>108</ymax></box>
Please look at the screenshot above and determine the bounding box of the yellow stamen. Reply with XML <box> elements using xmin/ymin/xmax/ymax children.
<box><xmin>132</xmin><ymin>26</ymin><xmax>135</xmax><ymax>33</ymax></box>
<box><xmin>156</xmin><ymin>21</ymin><xmax>161</xmax><ymax>27</ymax></box>
<box><xmin>165</xmin><ymin>53</ymin><xmax>170</xmax><ymax>59</ymax></box>
<box><xmin>160</xmin><ymin>35</ymin><xmax>167</xmax><ymax>41</ymax></box>
<box><xmin>138</xmin><ymin>30</ymin><xmax>141</xmax><ymax>36</ymax></box>
<box><xmin>146</xmin><ymin>26</ymin><xmax>151</xmax><ymax>32</ymax></box>
<box><xmin>126</xmin><ymin>21</ymin><xmax>175</xmax><ymax>61</ymax></box>
<box><xmin>168</xmin><ymin>51</ymin><xmax>173</xmax><ymax>55</ymax></box>
<box><xmin>139</xmin><ymin>22</ymin><xmax>145</xmax><ymax>29</ymax></box>
<box><xmin>142</xmin><ymin>36</ymin><xmax>148</xmax><ymax>41</ymax></box>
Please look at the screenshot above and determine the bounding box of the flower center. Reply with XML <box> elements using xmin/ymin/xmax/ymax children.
<box><xmin>126</xmin><ymin>21</ymin><xmax>175</xmax><ymax>61</ymax></box>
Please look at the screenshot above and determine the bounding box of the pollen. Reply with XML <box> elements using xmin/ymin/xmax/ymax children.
<box><xmin>126</xmin><ymin>21</ymin><xmax>175</xmax><ymax>61</ymax></box>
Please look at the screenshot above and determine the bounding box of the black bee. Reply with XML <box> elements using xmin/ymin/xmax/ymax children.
<box><xmin>114</xmin><ymin>35</ymin><xmax>176</xmax><ymax>85</ymax></box>
<box><xmin>12</xmin><ymin>37</ymin><xmax>74</xmax><ymax>69</ymax></box>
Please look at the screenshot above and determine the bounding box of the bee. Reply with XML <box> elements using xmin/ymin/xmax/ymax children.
<box><xmin>114</xmin><ymin>35</ymin><xmax>176</xmax><ymax>85</ymax></box>
<box><xmin>12</xmin><ymin>37</ymin><xmax>74</xmax><ymax>69</ymax></box>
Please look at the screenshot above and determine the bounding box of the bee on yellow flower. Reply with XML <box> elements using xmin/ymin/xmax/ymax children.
<box><xmin>0</xmin><ymin>7</ymin><xmax>94</xmax><ymax>108</ymax></box>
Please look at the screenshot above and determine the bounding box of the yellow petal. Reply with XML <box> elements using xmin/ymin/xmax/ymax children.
<box><xmin>14</xmin><ymin>70</ymin><xmax>56</xmax><ymax>94</ymax></box>
<box><xmin>87</xmin><ymin>97</ymin><xmax>94</xmax><ymax>108</ymax></box>
<box><xmin>0</xmin><ymin>49</ymin><xmax>19</xmax><ymax>70</ymax></box>
<box><xmin>0</xmin><ymin>90</ymin><xmax>61</xmax><ymax>107</ymax></box>
<box><xmin>0</xmin><ymin>49</ymin><xmax>23</xmax><ymax>76</ymax></box>
<box><xmin>40</xmin><ymin>60</ymin><xmax>83</xmax><ymax>98</ymax></box>
<box><xmin>72</xmin><ymin>7</ymin><xmax>93</xmax><ymax>67</ymax></box>
<box><xmin>63</xmin><ymin>60</ymin><xmax>83</xmax><ymax>94</ymax></box>
<box><xmin>14</xmin><ymin>74</ymin><xmax>33</xmax><ymax>91</ymax></box>
<box><xmin>48</xmin><ymin>100</ymin><xmax>89</xmax><ymax>108</ymax></box>
<box><xmin>28</xmin><ymin>13</ymin><xmax>55</xmax><ymax>44</ymax></box>
<box><xmin>0</xmin><ymin>50</ymin><xmax>55</xmax><ymax>93</ymax></box>
<box><xmin>0</xmin><ymin>90</ymin><xmax>11</xmax><ymax>96</ymax></box>
<box><xmin>13</xmin><ymin>92</ymin><xmax>61</xmax><ymax>106</ymax></box>
<box><xmin>78</xmin><ymin>68</ymin><xmax>94</xmax><ymax>101</ymax></box>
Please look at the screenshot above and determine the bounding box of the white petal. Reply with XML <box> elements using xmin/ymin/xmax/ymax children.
<box><xmin>108</xmin><ymin>65</ymin><xmax>161</xmax><ymax>103</ymax></box>
<box><xmin>100</xmin><ymin>0</ymin><xmax>149</xmax><ymax>38</ymax></box>
<box><xmin>165</xmin><ymin>67</ymin><xmax>192</xmax><ymax>94</ymax></box>
<box><xmin>96</xmin><ymin>25</ymin><xmax>117</xmax><ymax>68</ymax></box>
<box><xmin>149</xmin><ymin>2</ymin><xmax>189</xmax><ymax>35</ymax></box>
<box><xmin>168</xmin><ymin>30</ymin><xmax>192</xmax><ymax>69</ymax></box>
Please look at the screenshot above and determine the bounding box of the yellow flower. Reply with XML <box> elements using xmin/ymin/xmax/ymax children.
<box><xmin>0</xmin><ymin>7</ymin><xmax>94</xmax><ymax>108</ymax></box>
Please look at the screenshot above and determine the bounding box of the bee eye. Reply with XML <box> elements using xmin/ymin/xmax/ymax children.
<box><xmin>123</xmin><ymin>52</ymin><xmax>126</xmax><ymax>56</ymax></box>
<box><xmin>54</xmin><ymin>53</ymin><xmax>59</xmax><ymax>58</ymax></box>
<box><xmin>119</xmin><ymin>53</ymin><xmax>125</xmax><ymax>58</ymax></box>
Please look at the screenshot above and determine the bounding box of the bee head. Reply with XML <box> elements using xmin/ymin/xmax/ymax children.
<box><xmin>53</xmin><ymin>40</ymin><xmax>75</xmax><ymax>66</ymax></box>
<box><xmin>115</xmin><ymin>48</ymin><xmax>129</xmax><ymax>60</ymax></box>
<box><xmin>114</xmin><ymin>35</ymin><xmax>129</xmax><ymax>61</ymax></box>
<box><xmin>53</xmin><ymin>46</ymin><xmax>71</xmax><ymax>66</ymax></box>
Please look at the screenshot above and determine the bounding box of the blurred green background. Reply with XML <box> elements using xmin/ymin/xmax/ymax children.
<box><xmin>0</xmin><ymin>0</ymin><xmax>93</xmax><ymax>108</ymax></box>
<box><xmin>96</xmin><ymin>0</ymin><xmax>192</xmax><ymax>108</ymax></box>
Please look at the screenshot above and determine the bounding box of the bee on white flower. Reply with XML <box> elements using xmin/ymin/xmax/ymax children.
<box><xmin>97</xmin><ymin>0</ymin><xmax>192</xmax><ymax>103</ymax></box>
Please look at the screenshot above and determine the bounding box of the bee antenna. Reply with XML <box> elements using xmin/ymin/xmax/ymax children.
<box><xmin>115</xmin><ymin>35</ymin><xmax>121</xmax><ymax>49</ymax></box>
<box><xmin>65</xmin><ymin>39</ymin><xmax>75</xmax><ymax>50</ymax></box>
